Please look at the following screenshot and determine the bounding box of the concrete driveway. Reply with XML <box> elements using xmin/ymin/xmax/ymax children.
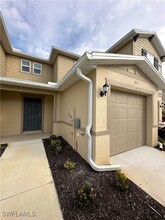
<box><xmin>110</xmin><ymin>146</ymin><xmax>165</xmax><ymax>207</ymax></box>
<box><xmin>0</xmin><ymin>139</ymin><xmax>63</xmax><ymax>220</ymax></box>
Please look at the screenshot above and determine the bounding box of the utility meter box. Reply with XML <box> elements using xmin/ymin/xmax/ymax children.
<box><xmin>74</xmin><ymin>119</ymin><xmax>81</xmax><ymax>128</ymax></box>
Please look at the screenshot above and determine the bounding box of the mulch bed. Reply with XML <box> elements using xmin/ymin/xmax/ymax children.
<box><xmin>43</xmin><ymin>137</ymin><xmax>165</xmax><ymax>220</ymax></box>
<box><xmin>0</xmin><ymin>144</ymin><xmax>8</xmax><ymax>157</ymax></box>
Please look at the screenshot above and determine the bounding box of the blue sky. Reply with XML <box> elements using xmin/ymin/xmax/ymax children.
<box><xmin>0</xmin><ymin>0</ymin><xmax>165</xmax><ymax>75</ymax></box>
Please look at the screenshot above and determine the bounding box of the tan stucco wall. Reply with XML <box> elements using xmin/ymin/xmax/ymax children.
<box><xmin>44</xmin><ymin>95</ymin><xmax>53</xmax><ymax>133</ymax></box>
<box><xmin>6</xmin><ymin>55</ymin><xmax>53</xmax><ymax>83</ymax></box>
<box><xmin>1</xmin><ymin>90</ymin><xmax>53</xmax><ymax>136</ymax></box>
<box><xmin>0</xmin><ymin>44</ymin><xmax>7</xmax><ymax>76</ymax></box>
<box><xmin>1</xmin><ymin>91</ymin><xmax>22</xmax><ymax>136</ymax></box>
<box><xmin>53</xmin><ymin>77</ymin><xmax>90</xmax><ymax>161</ymax></box>
<box><xmin>54</xmin><ymin>64</ymin><xmax>159</xmax><ymax>164</ymax></box>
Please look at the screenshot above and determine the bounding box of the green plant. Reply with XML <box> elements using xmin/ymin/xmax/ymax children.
<box><xmin>77</xmin><ymin>184</ymin><xmax>95</xmax><ymax>207</ymax></box>
<box><xmin>50</xmin><ymin>139</ymin><xmax>62</xmax><ymax>155</ymax></box>
<box><xmin>63</xmin><ymin>160</ymin><xmax>76</xmax><ymax>172</ymax></box>
<box><xmin>50</xmin><ymin>134</ymin><xmax>57</xmax><ymax>140</ymax></box>
<box><xmin>116</xmin><ymin>171</ymin><xmax>129</xmax><ymax>191</ymax></box>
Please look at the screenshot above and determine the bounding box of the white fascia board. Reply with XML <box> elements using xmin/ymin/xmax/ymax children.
<box><xmin>142</xmin><ymin>58</ymin><xmax>165</xmax><ymax>89</ymax></box>
<box><xmin>90</xmin><ymin>52</ymin><xmax>144</xmax><ymax>61</ymax></box>
<box><xmin>89</xmin><ymin>52</ymin><xmax>165</xmax><ymax>89</ymax></box>
<box><xmin>1</xmin><ymin>52</ymin><xmax>165</xmax><ymax>91</ymax></box>
<box><xmin>0</xmin><ymin>52</ymin><xmax>89</xmax><ymax>91</ymax></box>
<box><xmin>0</xmin><ymin>77</ymin><xmax>57</xmax><ymax>90</ymax></box>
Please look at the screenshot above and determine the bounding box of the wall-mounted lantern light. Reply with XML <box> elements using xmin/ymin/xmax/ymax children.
<box><xmin>100</xmin><ymin>78</ymin><xmax>109</xmax><ymax>97</ymax></box>
<box><xmin>160</xmin><ymin>102</ymin><xmax>165</xmax><ymax>108</ymax></box>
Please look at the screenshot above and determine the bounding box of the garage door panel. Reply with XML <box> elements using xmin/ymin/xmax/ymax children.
<box><xmin>109</xmin><ymin>124</ymin><xmax>117</xmax><ymax>136</ymax></box>
<box><xmin>128</xmin><ymin>95</ymin><xmax>137</xmax><ymax>105</ymax></box>
<box><xmin>136</xmin><ymin>132</ymin><xmax>145</xmax><ymax>146</ymax></box>
<box><xmin>128</xmin><ymin>122</ymin><xmax>136</xmax><ymax>133</ymax></box>
<box><xmin>128</xmin><ymin>134</ymin><xmax>137</xmax><ymax>148</ymax></box>
<box><xmin>117</xmin><ymin>123</ymin><xmax>127</xmax><ymax>135</ymax></box>
<box><xmin>136</xmin><ymin>121</ymin><xmax>143</xmax><ymax>131</ymax></box>
<box><xmin>128</xmin><ymin>109</ymin><xmax>136</xmax><ymax>119</ymax></box>
<box><xmin>117</xmin><ymin>137</ymin><xmax>128</xmax><ymax>152</ymax></box>
<box><xmin>109</xmin><ymin>90</ymin><xmax>146</xmax><ymax>156</ymax></box>
<box><xmin>110</xmin><ymin>138</ymin><xmax>117</xmax><ymax>155</ymax></box>
<box><xmin>118</xmin><ymin>108</ymin><xmax>128</xmax><ymax>119</ymax></box>
<box><xmin>111</xmin><ymin>92</ymin><xmax>117</xmax><ymax>103</ymax></box>
<box><xmin>110</xmin><ymin>107</ymin><xmax>117</xmax><ymax>120</ymax></box>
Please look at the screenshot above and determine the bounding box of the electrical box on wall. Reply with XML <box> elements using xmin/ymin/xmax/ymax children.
<box><xmin>74</xmin><ymin>119</ymin><xmax>81</xmax><ymax>128</ymax></box>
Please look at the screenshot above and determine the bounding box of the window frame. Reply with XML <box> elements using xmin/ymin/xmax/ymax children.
<box><xmin>33</xmin><ymin>62</ymin><xmax>42</xmax><ymax>75</ymax></box>
<box><xmin>141</xmin><ymin>49</ymin><xmax>160</xmax><ymax>71</ymax></box>
<box><xmin>21</xmin><ymin>59</ymin><xmax>31</xmax><ymax>73</ymax></box>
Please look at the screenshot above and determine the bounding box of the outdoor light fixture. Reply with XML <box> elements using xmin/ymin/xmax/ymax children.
<box><xmin>100</xmin><ymin>78</ymin><xmax>109</xmax><ymax>97</ymax></box>
<box><xmin>160</xmin><ymin>102</ymin><xmax>165</xmax><ymax>108</ymax></box>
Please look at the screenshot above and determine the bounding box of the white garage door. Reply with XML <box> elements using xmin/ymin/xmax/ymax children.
<box><xmin>109</xmin><ymin>90</ymin><xmax>146</xmax><ymax>156</ymax></box>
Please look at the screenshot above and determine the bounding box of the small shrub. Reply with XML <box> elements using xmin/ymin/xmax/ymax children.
<box><xmin>116</xmin><ymin>171</ymin><xmax>129</xmax><ymax>191</ymax></box>
<box><xmin>50</xmin><ymin>139</ymin><xmax>62</xmax><ymax>155</ymax></box>
<box><xmin>50</xmin><ymin>134</ymin><xmax>57</xmax><ymax>140</ymax></box>
<box><xmin>63</xmin><ymin>160</ymin><xmax>76</xmax><ymax>172</ymax></box>
<box><xmin>77</xmin><ymin>184</ymin><xmax>95</xmax><ymax>207</ymax></box>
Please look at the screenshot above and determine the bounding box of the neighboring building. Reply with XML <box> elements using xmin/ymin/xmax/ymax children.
<box><xmin>162</xmin><ymin>90</ymin><xmax>165</xmax><ymax>110</ymax></box>
<box><xmin>1</xmin><ymin>14</ymin><xmax>165</xmax><ymax>167</ymax></box>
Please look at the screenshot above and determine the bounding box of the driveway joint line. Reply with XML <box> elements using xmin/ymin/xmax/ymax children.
<box><xmin>0</xmin><ymin>181</ymin><xmax>54</xmax><ymax>202</ymax></box>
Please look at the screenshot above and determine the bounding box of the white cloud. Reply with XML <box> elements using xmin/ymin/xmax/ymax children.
<box><xmin>34</xmin><ymin>48</ymin><xmax>50</xmax><ymax>59</ymax></box>
<box><xmin>0</xmin><ymin>0</ymin><xmax>165</xmax><ymax>64</ymax></box>
<box><xmin>0</xmin><ymin>2</ymin><xmax>31</xmax><ymax>33</ymax></box>
<box><xmin>157</xmin><ymin>27</ymin><xmax>165</xmax><ymax>48</ymax></box>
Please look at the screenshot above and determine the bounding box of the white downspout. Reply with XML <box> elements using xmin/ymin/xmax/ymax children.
<box><xmin>77</xmin><ymin>68</ymin><xmax>121</xmax><ymax>171</ymax></box>
<box><xmin>158</xmin><ymin>141</ymin><xmax>163</xmax><ymax>150</ymax></box>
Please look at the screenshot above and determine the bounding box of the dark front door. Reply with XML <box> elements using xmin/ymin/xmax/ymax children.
<box><xmin>23</xmin><ymin>97</ymin><xmax>42</xmax><ymax>131</ymax></box>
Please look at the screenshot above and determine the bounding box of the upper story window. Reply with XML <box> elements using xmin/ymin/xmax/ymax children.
<box><xmin>33</xmin><ymin>63</ymin><xmax>42</xmax><ymax>75</ymax></box>
<box><xmin>21</xmin><ymin>59</ymin><xmax>31</xmax><ymax>73</ymax></box>
<box><xmin>141</xmin><ymin>49</ymin><xmax>159</xmax><ymax>71</ymax></box>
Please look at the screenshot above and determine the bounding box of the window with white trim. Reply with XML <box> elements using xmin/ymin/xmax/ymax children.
<box><xmin>33</xmin><ymin>63</ymin><xmax>42</xmax><ymax>75</ymax></box>
<box><xmin>141</xmin><ymin>49</ymin><xmax>159</xmax><ymax>71</ymax></box>
<box><xmin>21</xmin><ymin>59</ymin><xmax>31</xmax><ymax>73</ymax></box>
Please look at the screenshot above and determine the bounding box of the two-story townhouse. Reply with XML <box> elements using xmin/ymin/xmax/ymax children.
<box><xmin>1</xmin><ymin>14</ymin><xmax>165</xmax><ymax>170</ymax></box>
<box><xmin>0</xmin><ymin>14</ymin><xmax>79</xmax><ymax>137</ymax></box>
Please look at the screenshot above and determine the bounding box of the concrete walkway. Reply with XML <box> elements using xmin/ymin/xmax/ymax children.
<box><xmin>0</xmin><ymin>133</ymin><xmax>51</xmax><ymax>145</ymax></box>
<box><xmin>0</xmin><ymin>139</ymin><xmax>63</xmax><ymax>220</ymax></box>
<box><xmin>110</xmin><ymin>146</ymin><xmax>165</xmax><ymax>207</ymax></box>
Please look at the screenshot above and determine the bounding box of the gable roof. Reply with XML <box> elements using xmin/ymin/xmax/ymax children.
<box><xmin>106</xmin><ymin>29</ymin><xmax>165</xmax><ymax>62</ymax></box>
<box><xmin>0</xmin><ymin>13</ymin><xmax>80</xmax><ymax>64</ymax></box>
<box><xmin>1</xmin><ymin>52</ymin><xmax>165</xmax><ymax>91</ymax></box>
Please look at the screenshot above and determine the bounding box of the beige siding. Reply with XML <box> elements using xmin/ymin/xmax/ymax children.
<box><xmin>57</xmin><ymin>55</ymin><xmax>76</xmax><ymax>82</ymax></box>
<box><xmin>52</xmin><ymin>59</ymin><xmax>58</xmax><ymax>82</ymax></box>
<box><xmin>0</xmin><ymin>44</ymin><xmax>7</xmax><ymax>76</ymax></box>
<box><xmin>133</xmin><ymin>38</ymin><xmax>161</xmax><ymax>66</ymax></box>
<box><xmin>6</xmin><ymin>55</ymin><xmax>53</xmax><ymax>83</ymax></box>
<box><xmin>115</xmin><ymin>41</ymin><xmax>133</xmax><ymax>55</ymax></box>
<box><xmin>0</xmin><ymin>90</ymin><xmax>53</xmax><ymax>136</ymax></box>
